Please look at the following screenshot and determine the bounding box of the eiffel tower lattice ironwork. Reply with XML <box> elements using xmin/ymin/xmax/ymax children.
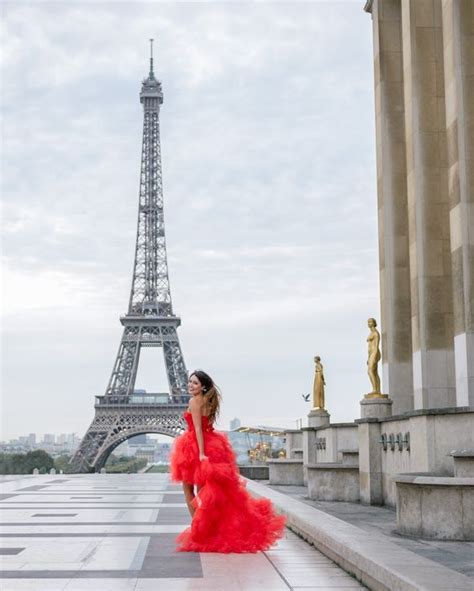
<box><xmin>71</xmin><ymin>41</ymin><xmax>189</xmax><ymax>473</ymax></box>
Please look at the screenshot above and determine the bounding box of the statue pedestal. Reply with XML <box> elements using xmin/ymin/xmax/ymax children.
<box><xmin>358</xmin><ymin>395</ymin><xmax>392</xmax><ymax>505</ymax></box>
<box><xmin>360</xmin><ymin>395</ymin><xmax>393</xmax><ymax>419</ymax></box>
<box><xmin>308</xmin><ymin>408</ymin><xmax>330</xmax><ymax>428</ymax></box>
<box><xmin>303</xmin><ymin>410</ymin><xmax>330</xmax><ymax>486</ymax></box>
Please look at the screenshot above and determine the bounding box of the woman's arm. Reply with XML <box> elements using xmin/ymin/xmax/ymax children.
<box><xmin>189</xmin><ymin>398</ymin><xmax>208</xmax><ymax>461</ymax></box>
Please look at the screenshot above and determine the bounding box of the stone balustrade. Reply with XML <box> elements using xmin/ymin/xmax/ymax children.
<box><xmin>394</xmin><ymin>473</ymin><xmax>474</xmax><ymax>541</ymax></box>
<box><xmin>307</xmin><ymin>463</ymin><xmax>360</xmax><ymax>502</ymax></box>
<box><xmin>267</xmin><ymin>459</ymin><xmax>304</xmax><ymax>486</ymax></box>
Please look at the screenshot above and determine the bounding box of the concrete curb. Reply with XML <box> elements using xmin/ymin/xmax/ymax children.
<box><xmin>245</xmin><ymin>478</ymin><xmax>474</xmax><ymax>591</ymax></box>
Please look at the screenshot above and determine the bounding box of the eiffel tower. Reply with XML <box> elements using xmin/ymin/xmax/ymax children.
<box><xmin>71</xmin><ymin>41</ymin><xmax>189</xmax><ymax>473</ymax></box>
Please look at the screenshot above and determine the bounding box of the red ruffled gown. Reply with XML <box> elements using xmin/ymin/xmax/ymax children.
<box><xmin>170</xmin><ymin>410</ymin><xmax>286</xmax><ymax>553</ymax></box>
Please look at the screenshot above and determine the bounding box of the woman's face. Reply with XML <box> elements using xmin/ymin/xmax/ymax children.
<box><xmin>188</xmin><ymin>374</ymin><xmax>202</xmax><ymax>397</ymax></box>
<box><xmin>368</xmin><ymin>319</ymin><xmax>375</xmax><ymax>329</ymax></box>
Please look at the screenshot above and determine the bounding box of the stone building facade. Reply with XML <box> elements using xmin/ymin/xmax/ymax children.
<box><xmin>365</xmin><ymin>0</ymin><xmax>473</xmax><ymax>413</ymax></box>
<box><xmin>268</xmin><ymin>1</ymin><xmax>474</xmax><ymax>536</ymax></box>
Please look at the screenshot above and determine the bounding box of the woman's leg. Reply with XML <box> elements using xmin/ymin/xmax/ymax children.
<box><xmin>182</xmin><ymin>482</ymin><xmax>195</xmax><ymax>517</ymax></box>
<box><xmin>195</xmin><ymin>484</ymin><xmax>204</xmax><ymax>506</ymax></box>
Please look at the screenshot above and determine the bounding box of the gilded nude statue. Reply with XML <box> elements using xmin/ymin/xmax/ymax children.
<box><xmin>366</xmin><ymin>317</ymin><xmax>382</xmax><ymax>395</ymax></box>
<box><xmin>312</xmin><ymin>356</ymin><xmax>326</xmax><ymax>409</ymax></box>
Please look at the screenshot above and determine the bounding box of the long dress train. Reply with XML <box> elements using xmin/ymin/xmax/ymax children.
<box><xmin>170</xmin><ymin>411</ymin><xmax>286</xmax><ymax>553</ymax></box>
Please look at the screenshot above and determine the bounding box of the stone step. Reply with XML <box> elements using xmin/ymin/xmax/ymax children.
<box><xmin>245</xmin><ymin>478</ymin><xmax>474</xmax><ymax>591</ymax></box>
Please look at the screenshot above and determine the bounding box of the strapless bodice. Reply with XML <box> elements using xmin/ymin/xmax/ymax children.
<box><xmin>183</xmin><ymin>410</ymin><xmax>214</xmax><ymax>433</ymax></box>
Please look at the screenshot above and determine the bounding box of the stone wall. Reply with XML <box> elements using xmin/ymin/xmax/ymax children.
<box><xmin>313</xmin><ymin>424</ymin><xmax>359</xmax><ymax>464</ymax></box>
<box><xmin>378</xmin><ymin>408</ymin><xmax>474</xmax><ymax>505</ymax></box>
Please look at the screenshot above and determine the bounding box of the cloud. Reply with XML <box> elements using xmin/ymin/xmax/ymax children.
<box><xmin>1</xmin><ymin>0</ymin><xmax>379</xmax><ymax>439</ymax></box>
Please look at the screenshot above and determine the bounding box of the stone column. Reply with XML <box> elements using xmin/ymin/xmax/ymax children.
<box><xmin>357</xmin><ymin>419</ymin><xmax>384</xmax><ymax>505</ymax></box>
<box><xmin>441</xmin><ymin>0</ymin><xmax>474</xmax><ymax>406</ymax></box>
<box><xmin>401</xmin><ymin>0</ymin><xmax>456</xmax><ymax>409</ymax></box>
<box><xmin>368</xmin><ymin>0</ymin><xmax>414</xmax><ymax>414</ymax></box>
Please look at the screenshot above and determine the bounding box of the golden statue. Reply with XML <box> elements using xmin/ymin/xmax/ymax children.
<box><xmin>366</xmin><ymin>317</ymin><xmax>386</xmax><ymax>398</ymax></box>
<box><xmin>312</xmin><ymin>356</ymin><xmax>326</xmax><ymax>409</ymax></box>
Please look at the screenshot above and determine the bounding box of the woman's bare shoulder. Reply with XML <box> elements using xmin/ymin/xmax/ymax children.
<box><xmin>188</xmin><ymin>396</ymin><xmax>204</xmax><ymax>410</ymax></box>
<box><xmin>188</xmin><ymin>396</ymin><xmax>211</xmax><ymax>417</ymax></box>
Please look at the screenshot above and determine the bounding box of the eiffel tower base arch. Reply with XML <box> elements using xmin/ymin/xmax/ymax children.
<box><xmin>70</xmin><ymin>406</ymin><xmax>186</xmax><ymax>473</ymax></box>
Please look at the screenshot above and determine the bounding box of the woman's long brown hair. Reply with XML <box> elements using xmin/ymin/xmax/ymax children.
<box><xmin>191</xmin><ymin>370</ymin><xmax>222</xmax><ymax>424</ymax></box>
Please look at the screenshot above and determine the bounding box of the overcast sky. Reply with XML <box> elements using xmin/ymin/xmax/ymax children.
<box><xmin>1</xmin><ymin>0</ymin><xmax>378</xmax><ymax>441</ymax></box>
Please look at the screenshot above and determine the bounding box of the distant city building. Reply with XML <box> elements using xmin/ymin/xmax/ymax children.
<box><xmin>154</xmin><ymin>442</ymin><xmax>171</xmax><ymax>464</ymax></box>
<box><xmin>52</xmin><ymin>433</ymin><xmax>80</xmax><ymax>450</ymax></box>
<box><xmin>230</xmin><ymin>418</ymin><xmax>241</xmax><ymax>431</ymax></box>
<box><xmin>113</xmin><ymin>439</ymin><xmax>172</xmax><ymax>464</ymax></box>
<box><xmin>135</xmin><ymin>446</ymin><xmax>155</xmax><ymax>463</ymax></box>
<box><xmin>117</xmin><ymin>445</ymin><xmax>135</xmax><ymax>458</ymax></box>
<box><xmin>0</xmin><ymin>431</ymin><xmax>80</xmax><ymax>455</ymax></box>
<box><xmin>69</xmin><ymin>434</ymin><xmax>81</xmax><ymax>451</ymax></box>
<box><xmin>129</xmin><ymin>434</ymin><xmax>147</xmax><ymax>445</ymax></box>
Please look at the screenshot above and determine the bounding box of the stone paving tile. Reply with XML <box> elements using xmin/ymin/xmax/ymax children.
<box><xmin>0</xmin><ymin>506</ymin><xmax>184</xmax><ymax>511</ymax></box>
<box><xmin>0</xmin><ymin>527</ymin><xmax>184</xmax><ymax>536</ymax></box>
<box><xmin>292</xmin><ymin>588</ymin><xmax>365</xmax><ymax>590</ymax></box>
<box><xmin>0</xmin><ymin>547</ymin><xmax>25</xmax><ymax>555</ymax></box>
<box><xmin>70</xmin><ymin>496</ymin><xmax>103</xmax><ymax>499</ymax></box>
<box><xmin>32</xmin><ymin>513</ymin><xmax>78</xmax><ymax>517</ymax></box>
<box><xmin>64</xmin><ymin>580</ymin><xmax>138</xmax><ymax>590</ymax></box>
<box><xmin>135</xmin><ymin>577</ymin><xmax>242</xmax><ymax>590</ymax></box>
<box><xmin>0</xmin><ymin>474</ymin><xmax>367</xmax><ymax>590</ymax></box>
<box><xmin>0</xmin><ymin>580</ymin><xmax>70</xmax><ymax>590</ymax></box>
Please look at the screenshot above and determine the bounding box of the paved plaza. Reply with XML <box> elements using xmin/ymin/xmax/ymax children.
<box><xmin>0</xmin><ymin>474</ymin><xmax>365</xmax><ymax>590</ymax></box>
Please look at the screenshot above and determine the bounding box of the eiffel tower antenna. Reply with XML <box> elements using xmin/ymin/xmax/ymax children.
<box><xmin>71</xmin><ymin>44</ymin><xmax>189</xmax><ymax>473</ymax></box>
<box><xmin>149</xmin><ymin>37</ymin><xmax>154</xmax><ymax>77</ymax></box>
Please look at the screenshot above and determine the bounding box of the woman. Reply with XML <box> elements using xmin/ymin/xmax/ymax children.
<box><xmin>170</xmin><ymin>369</ymin><xmax>286</xmax><ymax>553</ymax></box>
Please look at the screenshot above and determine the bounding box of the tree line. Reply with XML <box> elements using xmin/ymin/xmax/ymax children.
<box><xmin>0</xmin><ymin>450</ymin><xmax>55</xmax><ymax>474</ymax></box>
<box><xmin>0</xmin><ymin>451</ymin><xmax>147</xmax><ymax>474</ymax></box>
